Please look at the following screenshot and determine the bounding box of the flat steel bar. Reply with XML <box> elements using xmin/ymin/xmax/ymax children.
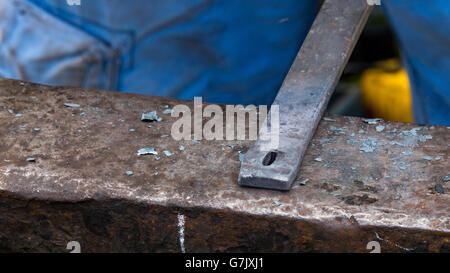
<box><xmin>239</xmin><ymin>0</ymin><xmax>374</xmax><ymax>190</ymax></box>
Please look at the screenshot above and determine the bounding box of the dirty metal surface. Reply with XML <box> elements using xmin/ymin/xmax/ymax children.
<box><xmin>0</xmin><ymin>78</ymin><xmax>449</xmax><ymax>253</ymax></box>
<box><xmin>239</xmin><ymin>0</ymin><xmax>373</xmax><ymax>190</ymax></box>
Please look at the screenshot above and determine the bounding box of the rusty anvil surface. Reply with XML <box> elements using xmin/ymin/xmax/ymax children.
<box><xmin>0</xmin><ymin>78</ymin><xmax>449</xmax><ymax>253</ymax></box>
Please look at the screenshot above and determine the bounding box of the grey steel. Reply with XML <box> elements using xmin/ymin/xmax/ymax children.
<box><xmin>238</xmin><ymin>0</ymin><xmax>374</xmax><ymax>190</ymax></box>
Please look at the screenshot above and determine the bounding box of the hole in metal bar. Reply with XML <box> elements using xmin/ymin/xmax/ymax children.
<box><xmin>262</xmin><ymin>151</ymin><xmax>277</xmax><ymax>166</ymax></box>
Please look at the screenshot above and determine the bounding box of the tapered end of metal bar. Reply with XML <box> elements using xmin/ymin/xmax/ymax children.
<box><xmin>238</xmin><ymin>136</ymin><xmax>306</xmax><ymax>191</ymax></box>
<box><xmin>238</xmin><ymin>175</ymin><xmax>291</xmax><ymax>191</ymax></box>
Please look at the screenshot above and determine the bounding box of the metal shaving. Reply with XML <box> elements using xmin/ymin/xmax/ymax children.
<box><xmin>137</xmin><ymin>147</ymin><xmax>158</xmax><ymax>156</ymax></box>
<box><xmin>163</xmin><ymin>150</ymin><xmax>173</xmax><ymax>157</ymax></box>
<box><xmin>300</xmin><ymin>178</ymin><xmax>309</xmax><ymax>186</ymax></box>
<box><xmin>64</xmin><ymin>103</ymin><xmax>80</xmax><ymax>108</ymax></box>
<box><xmin>363</xmin><ymin>118</ymin><xmax>382</xmax><ymax>125</ymax></box>
<box><xmin>141</xmin><ymin>111</ymin><xmax>162</xmax><ymax>122</ymax></box>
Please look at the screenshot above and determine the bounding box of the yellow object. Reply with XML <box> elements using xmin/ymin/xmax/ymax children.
<box><xmin>360</xmin><ymin>59</ymin><xmax>413</xmax><ymax>123</ymax></box>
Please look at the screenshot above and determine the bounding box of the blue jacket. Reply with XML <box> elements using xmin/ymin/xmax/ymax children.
<box><xmin>0</xmin><ymin>0</ymin><xmax>316</xmax><ymax>107</ymax></box>
<box><xmin>383</xmin><ymin>0</ymin><xmax>450</xmax><ymax>125</ymax></box>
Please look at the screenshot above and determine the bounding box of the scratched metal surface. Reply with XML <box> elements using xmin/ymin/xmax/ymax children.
<box><xmin>0</xmin><ymin>79</ymin><xmax>449</xmax><ymax>252</ymax></box>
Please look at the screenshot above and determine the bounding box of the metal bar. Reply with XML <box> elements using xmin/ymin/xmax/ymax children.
<box><xmin>238</xmin><ymin>0</ymin><xmax>374</xmax><ymax>190</ymax></box>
